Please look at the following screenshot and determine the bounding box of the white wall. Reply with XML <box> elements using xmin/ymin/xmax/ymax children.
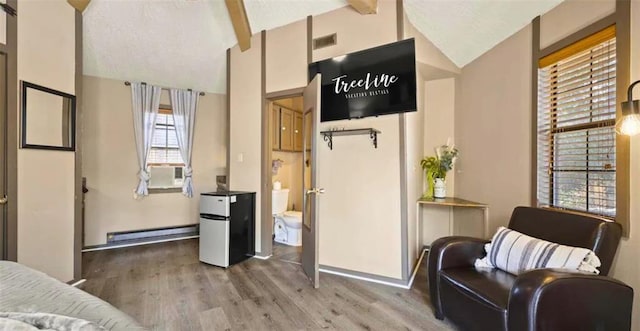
<box><xmin>454</xmin><ymin>24</ymin><xmax>532</xmax><ymax>235</ymax></box>
<box><xmin>312</xmin><ymin>0</ymin><xmax>402</xmax><ymax>279</ymax></box>
<box><xmin>82</xmin><ymin>75</ymin><xmax>227</xmax><ymax>246</ymax></box>
<box><xmin>424</xmin><ymin>78</ymin><xmax>456</xmax><ymax>195</ymax></box>
<box><xmin>540</xmin><ymin>0</ymin><xmax>615</xmax><ymax>49</ymax></box>
<box><xmin>229</xmin><ymin>33</ymin><xmax>263</xmax><ymax>252</ymax></box>
<box><xmin>266</xmin><ymin>18</ymin><xmax>307</xmax><ymax>93</ymax></box>
<box><xmin>16</xmin><ymin>0</ymin><xmax>76</xmax><ymax>282</ymax></box>
<box><xmin>403</xmin><ymin>13</ymin><xmax>461</xmax><ymax>269</ymax></box>
<box><xmin>421</xmin><ymin>78</ymin><xmax>461</xmax><ymax>245</ymax></box>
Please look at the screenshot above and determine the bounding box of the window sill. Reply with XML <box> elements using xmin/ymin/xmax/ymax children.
<box><xmin>148</xmin><ymin>187</ymin><xmax>182</xmax><ymax>194</ymax></box>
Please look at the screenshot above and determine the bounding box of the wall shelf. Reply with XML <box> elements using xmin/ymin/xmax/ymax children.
<box><xmin>320</xmin><ymin>128</ymin><xmax>381</xmax><ymax>150</ymax></box>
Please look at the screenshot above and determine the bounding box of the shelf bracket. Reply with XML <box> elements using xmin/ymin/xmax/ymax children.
<box><xmin>370</xmin><ymin>130</ymin><xmax>378</xmax><ymax>149</ymax></box>
<box><xmin>323</xmin><ymin>133</ymin><xmax>333</xmax><ymax>150</ymax></box>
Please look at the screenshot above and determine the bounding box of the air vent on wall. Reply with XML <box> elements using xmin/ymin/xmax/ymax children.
<box><xmin>313</xmin><ymin>33</ymin><xmax>337</xmax><ymax>50</ymax></box>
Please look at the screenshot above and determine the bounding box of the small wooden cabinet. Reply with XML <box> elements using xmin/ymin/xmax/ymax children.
<box><xmin>280</xmin><ymin>108</ymin><xmax>294</xmax><ymax>151</ymax></box>
<box><xmin>304</xmin><ymin>112</ymin><xmax>312</xmax><ymax>150</ymax></box>
<box><xmin>293</xmin><ymin>113</ymin><xmax>303</xmax><ymax>151</ymax></box>
<box><xmin>272</xmin><ymin>103</ymin><xmax>303</xmax><ymax>152</ymax></box>
<box><xmin>272</xmin><ymin>105</ymin><xmax>280</xmax><ymax>150</ymax></box>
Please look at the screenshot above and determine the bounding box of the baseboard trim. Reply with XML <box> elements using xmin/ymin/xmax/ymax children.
<box><xmin>67</xmin><ymin>279</ymin><xmax>86</xmax><ymax>287</ymax></box>
<box><xmin>407</xmin><ymin>248</ymin><xmax>428</xmax><ymax>289</ymax></box>
<box><xmin>82</xmin><ymin>235</ymin><xmax>199</xmax><ymax>252</ymax></box>
<box><xmin>252</xmin><ymin>254</ymin><xmax>271</xmax><ymax>260</ymax></box>
<box><xmin>107</xmin><ymin>223</ymin><xmax>198</xmax><ymax>243</ymax></box>
<box><xmin>319</xmin><ymin>264</ymin><xmax>410</xmax><ymax>289</ymax></box>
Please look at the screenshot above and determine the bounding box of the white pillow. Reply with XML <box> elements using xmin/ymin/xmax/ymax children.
<box><xmin>474</xmin><ymin>226</ymin><xmax>601</xmax><ymax>275</ymax></box>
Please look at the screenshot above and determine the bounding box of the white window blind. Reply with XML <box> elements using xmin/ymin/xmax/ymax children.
<box><xmin>537</xmin><ymin>32</ymin><xmax>616</xmax><ymax>219</ymax></box>
<box><xmin>148</xmin><ymin>112</ymin><xmax>184</xmax><ymax>165</ymax></box>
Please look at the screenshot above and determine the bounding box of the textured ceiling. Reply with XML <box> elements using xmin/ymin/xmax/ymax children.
<box><xmin>83</xmin><ymin>0</ymin><xmax>346</xmax><ymax>94</ymax></box>
<box><xmin>84</xmin><ymin>0</ymin><xmax>565</xmax><ymax>94</ymax></box>
<box><xmin>245</xmin><ymin>0</ymin><xmax>346</xmax><ymax>33</ymax></box>
<box><xmin>404</xmin><ymin>0</ymin><xmax>564</xmax><ymax>68</ymax></box>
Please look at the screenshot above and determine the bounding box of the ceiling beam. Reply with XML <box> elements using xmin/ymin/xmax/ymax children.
<box><xmin>67</xmin><ymin>0</ymin><xmax>91</xmax><ymax>12</ymax></box>
<box><xmin>225</xmin><ymin>0</ymin><xmax>252</xmax><ymax>52</ymax></box>
<box><xmin>347</xmin><ymin>0</ymin><xmax>378</xmax><ymax>14</ymax></box>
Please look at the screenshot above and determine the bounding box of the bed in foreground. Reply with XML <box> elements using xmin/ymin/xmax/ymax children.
<box><xmin>0</xmin><ymin>261</ymin><xmax>146</xmax><ymax>331</ymax></box>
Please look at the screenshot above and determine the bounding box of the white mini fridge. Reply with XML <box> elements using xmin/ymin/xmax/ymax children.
<box><xmin>199</xmin><ymin>191</ymin><xmax>255</xmax><ymax>267</ymax></box>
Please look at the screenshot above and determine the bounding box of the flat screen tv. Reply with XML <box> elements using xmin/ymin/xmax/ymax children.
<box><xmin>308</xmin><ymin>39</ymin><xmax>416</xmax><ymax>122</ymax></box>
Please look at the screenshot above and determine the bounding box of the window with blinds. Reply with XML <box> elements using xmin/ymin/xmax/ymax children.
<box><xmin>537</xmin><ymin>27</ymin><xmax>616</xmax><ymax>219</ymax></box>
<box><xmin>148</xmin><ymin>110</ymin><xmax>184</xmax><ymax>165</ymax></box>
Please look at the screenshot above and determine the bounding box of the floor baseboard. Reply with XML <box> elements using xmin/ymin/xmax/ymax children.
<box><xmin>407</xmin><ymin>248</ymin><xmax>428</xmax><ymax>289</ymax></box>
<box><xmin>68</xmin><ymin>279</ymin><xmax>86</xmax><ymax>287</ymax></box>
<box><xmin>82</xmin><ymin>235</ymin><xmax>199</xmax><ymax>252</ymax></box>
<box><xmin>319</xmin><ymin>265</ymin><xmax>410</xmax><ymax>289</ymax></box>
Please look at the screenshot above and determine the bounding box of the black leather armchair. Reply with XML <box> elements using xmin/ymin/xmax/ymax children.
<box><xmin>427</xmin><ymin>206</ymin><xmax>634</xmax><ymax>331</ymax></box>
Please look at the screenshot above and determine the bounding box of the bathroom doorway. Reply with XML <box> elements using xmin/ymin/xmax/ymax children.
<box><xmin>266</xmin><ymin>94</ymin><xmax>306</xmax><ymax>264</ymax></box>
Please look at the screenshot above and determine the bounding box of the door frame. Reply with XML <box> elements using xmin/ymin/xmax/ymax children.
<box><xmin>260</xmin><ymin>87</ymin><xmax>305</xmax><ymax>257</ymax></box>
<box><xmin>1</xmin><ymin>0</ymin><xmax>18</xmax><ymax>261</ymax></box>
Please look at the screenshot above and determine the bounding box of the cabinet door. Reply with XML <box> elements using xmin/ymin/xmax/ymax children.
<box><xmin>272</xmin><ymin>106</ymin><xmax>280</xmax><ymax>150</ymax></box>
<box><xmin>293</xmin><ymin>112</ymin><xmax>303</xmax><ymax>151</ymax></box>
<box><xmin>280</xmin><ymin>108</ymin><xmax>294</xmax><ymax>151</ymax></box>
<box><xmin>304</xmin><ymin>110</ymin><xmax>312</xmax><ymax>151</ymax></box>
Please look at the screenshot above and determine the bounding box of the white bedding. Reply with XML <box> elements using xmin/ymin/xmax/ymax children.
<box><xmin>0</xmin><ymin>261</ymin><xmax>146</xmax><ymax>331</ymax></box>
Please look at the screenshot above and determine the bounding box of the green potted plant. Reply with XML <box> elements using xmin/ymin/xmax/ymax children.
<box><xmin>421</xmin><ymin>143</ymin><xmax>459</xmax><ymax>198</ymax></box>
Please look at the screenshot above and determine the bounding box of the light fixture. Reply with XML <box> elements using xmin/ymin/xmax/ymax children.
<box><xmin>616</xmin><ymin>80</ymin><xmax>640</xmax><ymax>136</ymax></box>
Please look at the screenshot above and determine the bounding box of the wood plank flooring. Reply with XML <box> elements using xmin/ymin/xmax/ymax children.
<box><xmin>272</xmin><ymin>242</ymin><xmax>302</xmax><ymax>264</ymax></box>
<box><xmin>81</xmin><ymin>239</ymin><xmax>453</xmax><ymax>331</ymax></box>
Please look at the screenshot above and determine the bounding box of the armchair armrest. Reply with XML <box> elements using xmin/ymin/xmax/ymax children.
<box><xmin>508</xmin><ymin>269</ymin><xmax>633</xmax><ymax>331</ymax></box>
<box><xmin>427</xmin><ymin>236</ymin><xmax>489</xmax><ymax>319</ymax></box>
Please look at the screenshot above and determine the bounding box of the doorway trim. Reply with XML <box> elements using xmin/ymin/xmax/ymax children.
<box><xmin>73</xmin><ymin>9</ymin><xmax>83</xmax><ymax>280</ymax></box>
<box><xmin>2</xmin><ymin>0</ymin><xmax>18</xmax><ymax>261</ymax></box>
<box><xmin>260</xmin><ymin>87</ymin><xmax>305</xmax><ymax>257</ymax></box>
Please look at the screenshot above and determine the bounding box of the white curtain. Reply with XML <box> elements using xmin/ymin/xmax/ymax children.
<box><xmin>170</xmin><ymin>89</ymin><xmax>199</xmax><ymax>198</ymax></box>
<box><xmin>131</xmin><ymin>82</ymin><xmax>162</xmax><ymax>198</ymax></box>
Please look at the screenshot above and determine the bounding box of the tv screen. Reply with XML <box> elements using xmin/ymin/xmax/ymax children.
<box><xmin>308</xmin><ymin>39</ymin><xmax>416</xmax><ymax>122</ymax></box>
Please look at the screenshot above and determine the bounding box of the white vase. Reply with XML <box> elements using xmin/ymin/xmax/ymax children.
<box><xmin>434</xmin><ymin>178</ymin><xmax>446</xmax><ymax>198</ymax></box>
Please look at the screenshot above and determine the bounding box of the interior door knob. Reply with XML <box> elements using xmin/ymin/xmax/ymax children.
<box><xmin>0</xmin><ymin>195</ymin><xmax>7</xmax><ymax>205</ymax></box>
<box><xmin>306</xmin><ymin>188</ymin><xmax>325</xmax><ymax>195</ymax></box>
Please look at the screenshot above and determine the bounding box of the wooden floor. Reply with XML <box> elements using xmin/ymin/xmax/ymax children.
<box><xmin>81</xmin><ymin>239</ymin><xmax>453</xmax><ymax>331</ymax></box>
<box><xmin>272</xmin><ymin>242</ymin><xmax>302</xmax><ymax>264</ymax></box>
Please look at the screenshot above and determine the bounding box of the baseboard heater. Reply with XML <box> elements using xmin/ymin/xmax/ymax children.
<box><xmin>107</xmin><ymin>224</ymin><xmax>199</xmax><ymax>244</ymax></box>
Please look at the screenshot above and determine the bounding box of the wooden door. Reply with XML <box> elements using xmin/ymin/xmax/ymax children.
<box><xmin>271</xmin><ymin>104</ymin><xmax>280</xmax><ymax>150</ymax></box>
<box><xmin>293</xmin><ymin>112</ymin><xmax>303</xmax><ymax>151</ymax></box>
<box><xmin>280</xmin><ymin>108</ymin><xmax>294</xmax><ymax>151</ymax></box>
<box><xmin>302</xmin><ymin>74</ymin><xmax>321</xmax><ymax>288</ymax></box>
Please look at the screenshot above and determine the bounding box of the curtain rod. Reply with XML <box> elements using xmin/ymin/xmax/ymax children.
<box><xmin>124</xmin><ymin>81</ymin><xmax>205</xmax><ymax>96</ymax></box>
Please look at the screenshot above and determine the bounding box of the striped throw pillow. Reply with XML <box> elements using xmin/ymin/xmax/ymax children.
<box><xmin>474</xmin><ymin>227</ymin><xmax>601</xmax><ymax>275</ymax></box>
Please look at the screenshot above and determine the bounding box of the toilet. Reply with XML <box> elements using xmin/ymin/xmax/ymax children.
<box><xmin>272</xmin><ymin>189</ymin><xmax>302</xmax><ymax>246</ymax></box>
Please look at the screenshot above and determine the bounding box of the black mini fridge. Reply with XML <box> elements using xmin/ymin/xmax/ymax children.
<box><xmin>199</xmin><ymin>191</ymin><xmax>255</xmax><ymax>267</ymax></box>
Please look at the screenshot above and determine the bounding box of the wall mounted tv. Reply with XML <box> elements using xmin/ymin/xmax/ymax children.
<box><xmin>308</xmin><ymin>38</ymin><xmax>416</xmax><ymax>122</ymax></box>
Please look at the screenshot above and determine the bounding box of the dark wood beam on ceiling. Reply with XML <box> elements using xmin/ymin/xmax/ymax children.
<box><xmin>347</xmin><ymin>0</ymin><xmax>378</xmax><ymax>14</ymax></box>
<box><xmin>67</xmin><ymin>0</ymin><xmax>91</xmax><ymax>12</ymax></box>
<box><xmin>225</xmin><ymin>0</ymin><xmax>252</xmax><ymax>52</ymax></box>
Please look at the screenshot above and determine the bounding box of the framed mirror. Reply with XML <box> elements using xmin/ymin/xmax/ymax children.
<box><xmin>21</xmin><ymin>81</ymin><xmax>76</xmax><ymax>151</ymax></box>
